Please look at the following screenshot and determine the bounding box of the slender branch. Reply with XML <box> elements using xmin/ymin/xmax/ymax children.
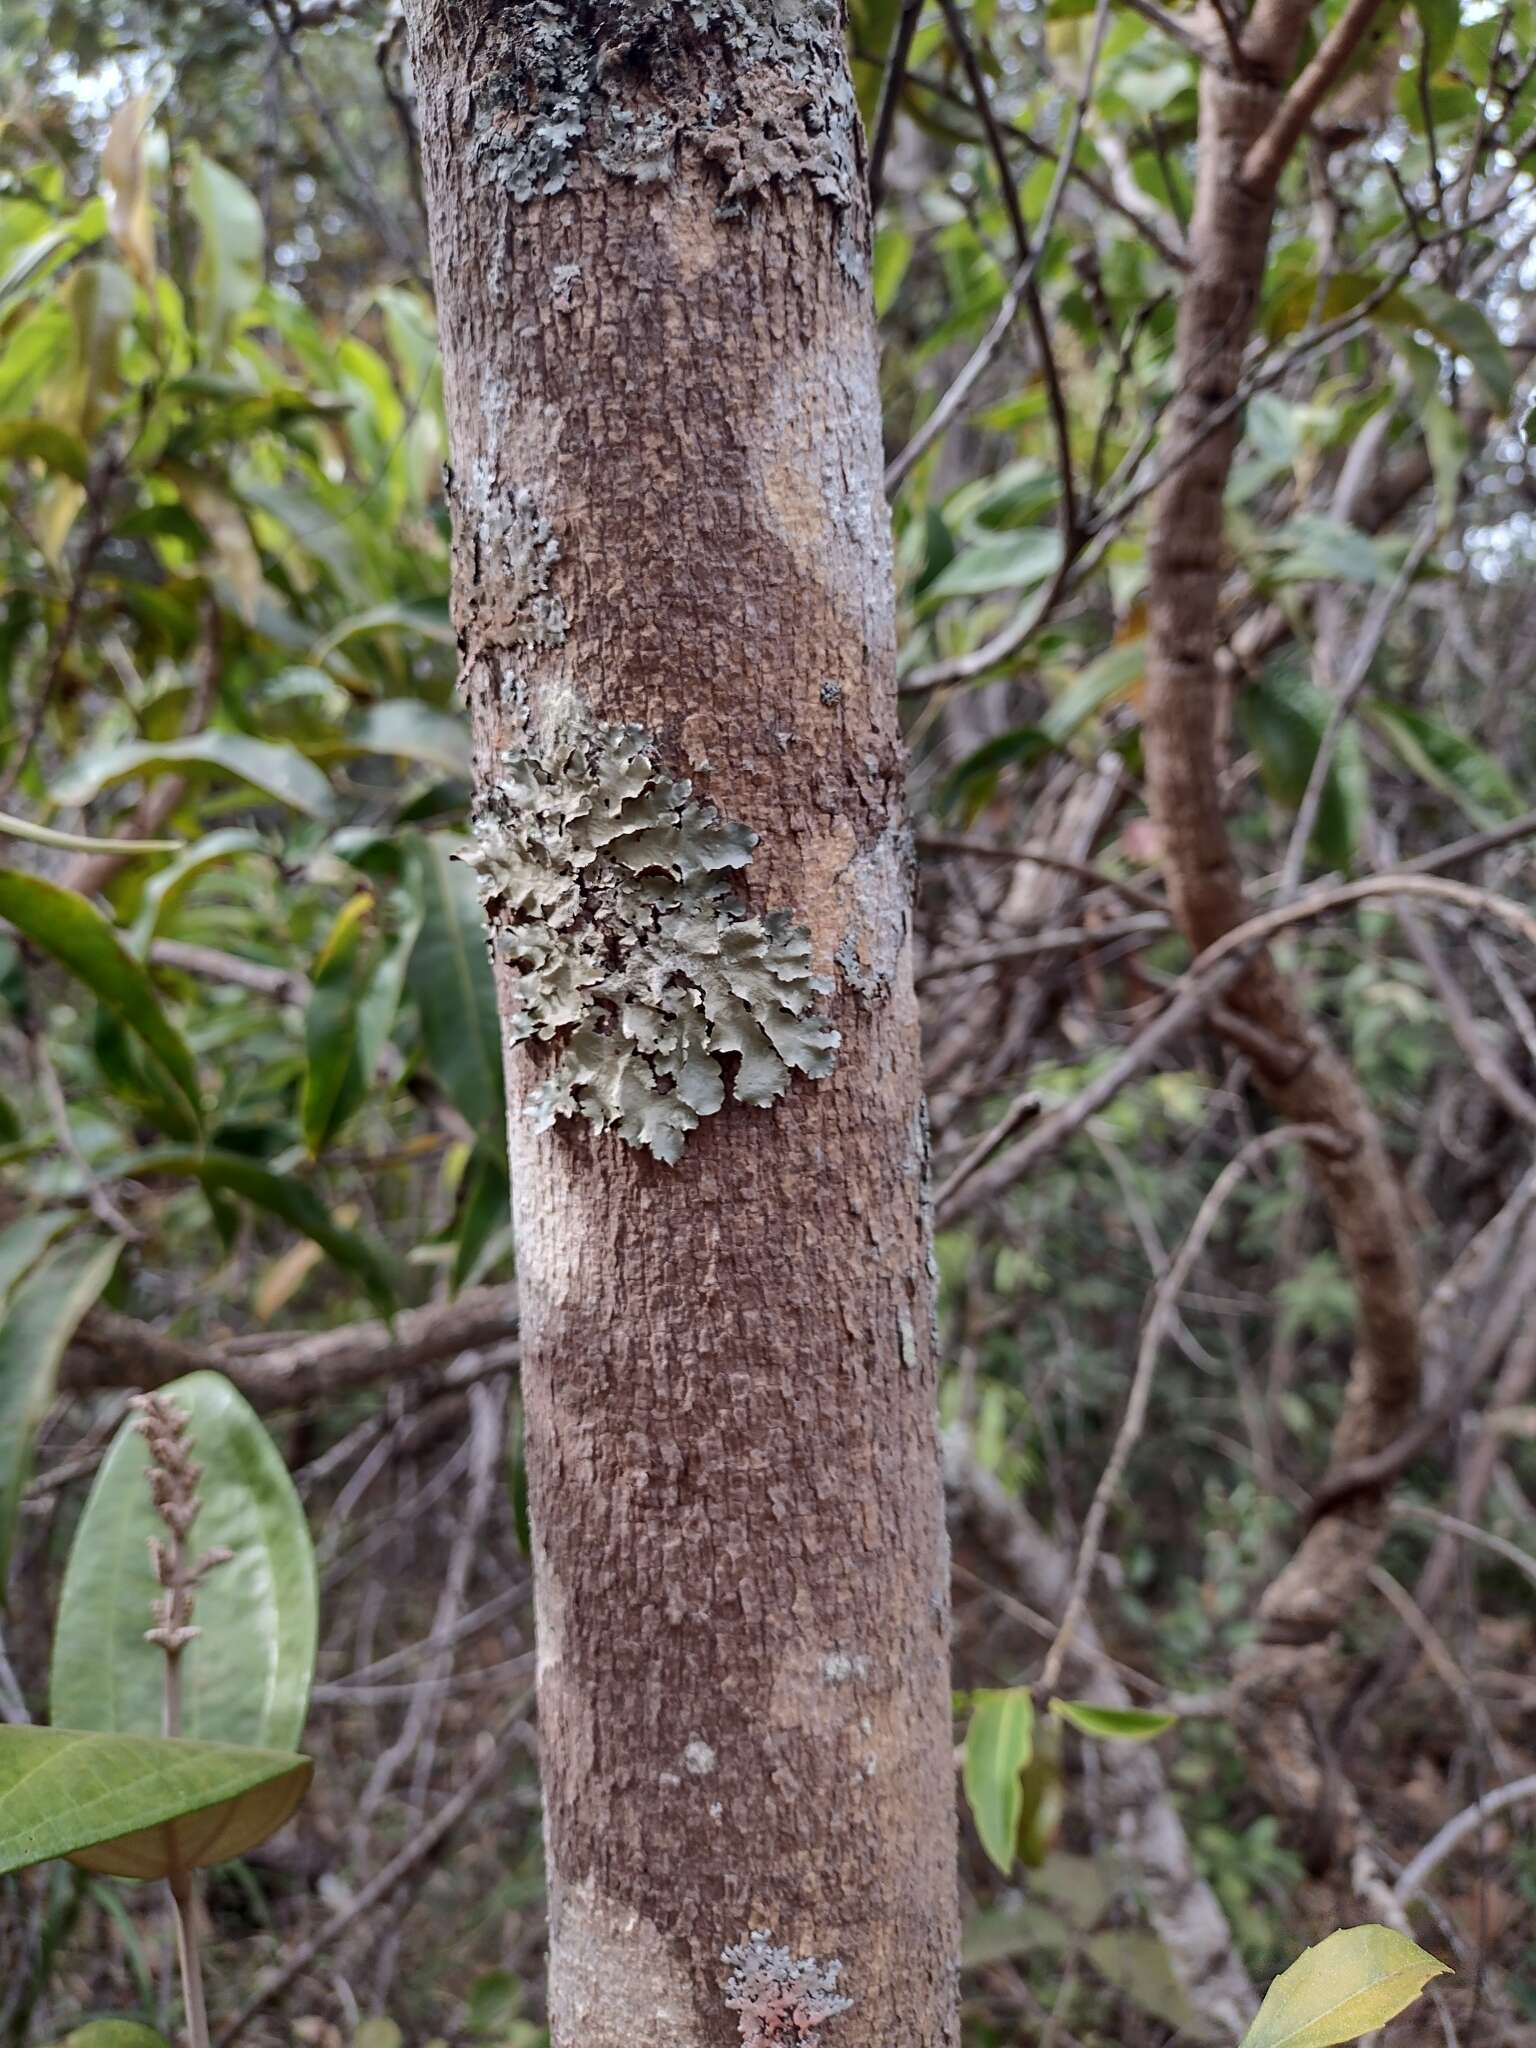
<box><xmin>1040</xmin><ymin>1124</ymin><xmax>1342</xmax><ymax>1692</ymax></box>
<box><xmin>886</xmin><ymin>0</ymin><xmax>1112</xmax><ymax>498</ymax></box>
<box><xmin>868</xmin><ymin>0</ymin><xmax>922</xmax><ymax>209</ymax></box>
<box><xmin>1241</xmin><ymin>0</ymin><xmax>1395</xmax><ymax>193</ymax></box>
<box><xmin>214</xmin><ymin>1702</ymin><xmax>536</xmax><ymax>2048</ymax></box>
<box><xmin>928</xmin><ymin>0</ymin><xmax>1083</xmax><ymax>542</ymax></box>
<box><xmin>1393</xmin><ymin>1773</ymin><xmax>1536</xmax><ymax>1908</ymax></box>
<box><xmin>918</xmin><ymin>833</ymin><xmax>1167</xmax><ymax>913</ymax></box>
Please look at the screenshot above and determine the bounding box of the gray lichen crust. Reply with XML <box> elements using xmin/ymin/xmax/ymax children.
<box><xmin>721</xmin><ymin>1929</ymin><xmax>852</xmax><ymax>2047</ymax></box>
<box><xmin>465</xmin><ymin>715</ymin><xmax>839</xmax><ymax>1164</ymax></box>
<box><xmin>470</xmin><ymin>0</ymin><xmax>863</xmax><ymax>236</ymax></box>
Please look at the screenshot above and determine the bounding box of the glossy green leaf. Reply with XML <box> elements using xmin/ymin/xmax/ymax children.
<box><xmin>51</xmin><ymin>1371</ymin><xmax>318</xmax><ymax>1750</ymax></box>
<box><xmin>1410</xmin><ymin>0</ymin><xmax>1459</xmax><ymax>74</ymax></box>
<box><xmin>185</xmin><ymin>151</ymin><xmax>263</xmax><ymax>358</ymax></box>
<box><xmin>925</xmin><ymin>528</ymin><xmax>1063</xmax><ymax>602</ymax></box>
<box><xmin>54</xmin><ymin>734</ymin><xmax>335</xmax><ymax>821</ymax></box>
<box><xmin>0</xmin><ymin>1724</ymin><xmax>311</xmax><ymax>1881</ymax></box>
<box><xmin>0</xmin><ymin>1240</ymin><xmax>120</xmax><ymax>1590</ymax></box>
<box><xmin>1366</xmin><ymin>700</ymin><xmax>1519</xmax><ymax>827</ymax></box>
<box><xmin>1041</xmin><ymin>640</ymin><xmax>1145</xmax><ymax>746</ymax></box>
<box><xmin>1048</xmin><ymin>1698</ymin><xmax>1179</xmax><ymax>1741</ymax></box>
<box><xmin>402</xmin><ymin>834</ymin><xmax>506</xmax><ymax>1161</ymax></box>
<box><xmin>0</xmin><ymin>870</ymin><xmax>201</xmax><ymax>1124</ymax></box>
<box><xmin>131</xmin><ymin>828</ymin><xmax>269</xmax><ymax>949</ymax></box>
<box><xmin>962</xmin><ymin>1687</ymin><xmax>1035</xmax><ymax>1875</ymax></box>
<box><xmin>112</xmin><ymin>1151</ymin><xmax>395</xmax><ymax>1319</ymax></box>
<box><xmin>1239</xmin><ymin>1926</ymin><xmax>1450</xmax><ymax>2048</ymax></box>
<box><xmin>346</xmin><ymin>700</ymin><xmax>470</xmax><ymax>780</ymax></box>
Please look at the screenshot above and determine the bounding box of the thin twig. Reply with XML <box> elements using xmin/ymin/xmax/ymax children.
<box><xmin>1241</xmin><ymin>0</ymin><xmax>1395</xmax><ymax>192</ymax></box>
<box><xmin>868</xmin><ymin>0</ymin><xmax>923</xmax><ymax>209</ymax></box>
<box><xmin>1041</xmin><ymin>1124</ymin><xmax>1340</xmax><ymax>1692</ymax></box>
<box><xmin>214</xmin><ymin>1702</ymin><xmax>536</xmax><ymax>2048</ymax></box>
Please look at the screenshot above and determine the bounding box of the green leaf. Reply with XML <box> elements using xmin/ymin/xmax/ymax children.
<box><xmin>402</xmin><ymin>835</ymin><xmax>506</xmax><ymax>1161</ymax></box>
<box><xmin>1041</xmin><ymin>640</ymin><xmax>1145</xmax><ymax>746</ymax></box>
<box><xmin>873</xmin><ymin>227</ymin><xmax>913</xmax><ymax>316</ymax></box>
<box><xmin>1366</xmin><ymin>700</ymin><xmax>1519</xmax><ymax>827</ymax></box>
<box><xmin>0</xmin><ymin>1724</ymin><xmax>311</xmax><ymax>1881</ymax></box>
<box><xmin>1240</xmin><ymin>665</ymin><xmax>1367</xmax><ymax>871</ymax></box>
<box><xmin>1410</xmin><ymin>0</ymin><xmax>1459</xmax><ymax>73</ymax></box>
<box><xmin>0</xmin><ymin>1209</ymin><xmax>74</xmax><ymax>1304</ymax></box>
<box><xmin>185</xmin><ymin>151</ymin><xmax>263</xmax><ymax>358</ymax></box>
<box><xmin>0</xmin><ymin>1241</ymin><xmax>120</xmax><ymax>1591</ymax></box>
<box><xmin>0</xmin><ymin>869</ymin><xmax>201</xmax><ymax>1126</ymax></box>
<box><xmin>308</xmin><ymin>601</ymin><xmax>455</xmax><ymax>667</ymax></box>
<box><xmin>55</xmin><ymin>735</ymin><xmax>335</xmax><ymax>821</ymax></box>
<box><xmin>51</xmin><ymin>1371</ymin><xmax>318</xmax><ymax>1751</ymax></box>
<box><xmin>111</xmin><ymin>1152</ymin><xmax>395</xmax><ymax>1319</ymax></box>
<box><xmin>0</xmin><ymin>420</ymin><xmax>89</xmax><ymax>481</ymax></box>
<box><xmin>301</xmin><ymin>894</ymin><xmax>374</xmax><ymax>1156</ymax></box>
<box><xmin>1395</xmin><ymin>284</ymin><xmax>1511</xmax><ymax>410</ymax></box>
<box><xmin>1238</xmin><ymin>1926</ymin><xmax>1450</xmax><ymax>2048</ymax></box>
<box><xmin>924</xmin><ymin>528</ymin><xmax>1064</xmax><ymax>602</ymax></box>
<box><xmin>1048</xmin><ymin>1698</ymin><xmax>1179</xmax><ymax>1741</ymax></box>
<box><xmin>131</xmin><ymin>828</ymin><xmax>269</xmax><ymax>949</ymax></box>
<box><xmin>346</xmin><ymin>700</ymin><xmax>471</xmax><ymax>780</ymax></box>
<box><xmin>940</xmin><ymin>728</ymin><xmax>1053</xmax><ymax>822</ymax></box>
<box><xmin>962</xmin><ymin>1688</ymin><xmax>1035</xmax><ymax>1875</ymax></box>
<box><xmin>1265</xmin><ymin>516</ymin><xmax>1393</xmax><ymax>588</ymax></box>
<box><xmin>54</xmin><ymin>2024</ymin><xmax>173</xmax><ymax>2048</ymax></box>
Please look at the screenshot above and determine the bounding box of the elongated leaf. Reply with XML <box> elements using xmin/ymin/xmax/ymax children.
<box><xmin>54</xmin><ymin>735</ymin><xmax>334</xmax><ymax>821</ymax></box>
<box><xmin>131</xmin><ymin>828</ymin><xmax>269</xmax><ymax>949</ymax></box>
<box><xmin>0</xmin><ymin>1724</ymin><xmax>311</xmax><ymax>1881</ymax></box>
<box><xmin>0</xmin><ymin>1241</ymin><xmax>120</xmax><ymax>1590</ymax></box>
<box><xmin>346</xmin><ymin>700</ymin><xmax>470</xmax><ymax>780</ymax></box>
<box><xmin>1239</xmin><ymin>1927</ymin><xmax>1449</xmax><ymax>2048</ymax></box>
<box><xmin>1041</xmin><ymin>640</ymin><xmax>1145</xmax><ymax>746</ymax></box>
<box><xmin>0</xmin><ymin>1209</ymin><xmax>74</xmax><ymax>1303</ymax></box>
<box><xmin>185</xmin><ymin>152</ymin><xmax>262</xmax><ymax>359</ymax></box>
<box><xmin>1048</xmin><ymin>1698</ymin><xmax>1179</xmax><ymax>1741</ymax></box>
<box><xmin>1240</xmin><ymin>665</ymin><xmax>1368</xmax><ymax>871</ymax></box>
<box><xmin>1366</xmin><ymin>701</ymin><xmax>1518</xmax><ymax>827</ymax></box>
<box><xmin>962</xmin><ymin>1688</ymin><xmax>1035</xmax><ymax>1875</ymax></box>
<box><xmin>301</xmin><ymin>893</ymin><xmax>373</xmax><ymax>1156</ymax></box>
<box><xmin>925</xmin><ymin>528</ymin><xmax>1063</xmax><ymax>602</ymax></box>
<box><xmin>0</xmin><ymin>420</ymin><xmax>88</xmax><ymax>481</ymax></box>
<box><xmin>114</xmin><ymin>1150</ymin><xmax>394</xmax><ymax>1318</ymax></box>
<box><xmin>403</xmin><ymin>835</ymin><xmax>505</xmax><ymax>1159</ymax></box>
<box><xmin>940</xmin><ymin>728</ymin><xmax>1053</xmax><ymax>821</ymax></box>
<box><xmin>51</xmin><ymin>1371</ymin><xmax>318</xmax><ymax>1751</ymax></box>
<box><xmin>309</xmin><ymin>601</ymin><xmax>455</xmax><ymax>665</ymax></box>
<box><xmin>0</xmin><ymin>870</ymin><xmax>200</xmax><ymax>1124</ymax></box>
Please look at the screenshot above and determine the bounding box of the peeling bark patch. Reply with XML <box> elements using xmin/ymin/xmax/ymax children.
<box><xmin>465</xmin><ymin>710</ymin><xmax>839</xmax><ymax>1161</ymax></box>
<box><xmin>721</xmin><ymin>1930</ymin><xmax>852</xmax><ymax>2047</ymax></box>
<box><xmin>467</xmin><ymin>0</ymin><xmax>863</xmax><ymax>244</ymax></box>
<box><xmin>683</xmin><ymin>1737</ymin><xmax>717</xmax><ymax>1775</ymax></box>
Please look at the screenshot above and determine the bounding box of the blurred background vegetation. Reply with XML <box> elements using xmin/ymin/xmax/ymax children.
<box><xmin>1</xmin><ymin>0</ymin><xmax>1534</xmax><ymax>2041</ymax></box>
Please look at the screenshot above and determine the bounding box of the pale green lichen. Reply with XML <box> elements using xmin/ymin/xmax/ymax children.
<box><xmin>464</xmin><ymin>715</ymin><xmax>839</xmax><ymax>1164</ymax></box>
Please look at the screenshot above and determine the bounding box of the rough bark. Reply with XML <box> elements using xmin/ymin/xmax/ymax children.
<box><xmin>1141</xmin><ymin>4</ymin><xmax>1415</xmax><ymax>1847</ymax></box>
<box><xmin>402</xmin><ymin>7</ymin><xmax>959</xmax><ymax>2046</ymax></box>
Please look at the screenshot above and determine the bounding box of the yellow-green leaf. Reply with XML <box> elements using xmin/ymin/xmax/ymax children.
<box><xmin>1239</xmin><ymin>1926</ymin><xmax>1450</xmax><ymax>2048</ymax></box>
<box><xmin>0</xmin><ymin>1724</ymin><xmax>311</xmax><ymax>1881</ymax></box>
<box><xmin>1048</xmin><ymin>1698</ymin><xmax>1179</xmax><ymax>1741</ymax></box>
<box><xmin>962</xmin><ymin>1688</ymin><xmax>1035</xmax><ymax>1875</ymax></box>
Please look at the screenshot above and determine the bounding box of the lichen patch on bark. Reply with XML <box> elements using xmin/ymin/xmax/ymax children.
<box><xmin>465</xmin><ymin>708</ymin><xmax>840</xmax><ymax>1161</ymax></box>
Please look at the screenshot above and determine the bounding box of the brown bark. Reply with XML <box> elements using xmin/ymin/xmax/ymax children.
<box><xmin>1141</xmin><ymin>7</ymin><xmax>1416</xmax><ymax>1846</ymax></box>
<box><xmin>402</xmin><ymin>8</ymin><xmax>959</xmax><ymax>2046</ymax></box>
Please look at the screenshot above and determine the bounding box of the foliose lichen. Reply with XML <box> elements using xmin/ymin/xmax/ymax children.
<box><xmin>470</xmin><ymin>0</ymin><xmax>863</xmax><ymax>241</ymax></box>
<box><xmin>721</xmin><ymin>1929</ymin><xmax>852</xmax><ymax>2048</ymax></box>
<box><xmin>464</xmin><ymin>713</ymin><xmax>839</xmax><ymax>1164</ymax></box>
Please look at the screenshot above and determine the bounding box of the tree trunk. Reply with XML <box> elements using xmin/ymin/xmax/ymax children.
<box><xmin>402</xmin><ymin>7</ymin><xmax>960</xmax><ymax>2046</ymax></box>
